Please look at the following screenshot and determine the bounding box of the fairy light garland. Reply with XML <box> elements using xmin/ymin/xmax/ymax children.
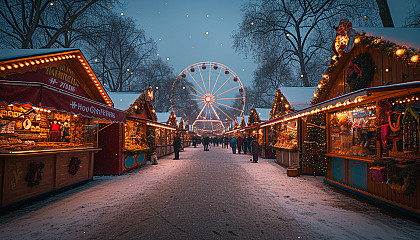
<box><xmin>0</xmin><ymin>53</ymin><xmax>113</xmax><ymax>107</ymax></box>
<box><xmin>312</xmin><ymin>32</ymin><xmax>419</xmax><ymax>105</ymax></box>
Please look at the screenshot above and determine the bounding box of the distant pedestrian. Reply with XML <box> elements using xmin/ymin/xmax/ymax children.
<box><xmin>230</xmin><ymin>137</ymin><xmax>237</xmax><ymax>154</ymax></box>
<box><xmin>173</xmin><ymin>132</ymin><xmax>181</xmax><ymax>160</ymax></box>
<box><xmin>203</xmin><ymin>136</ymin><xmax>210</xmax><ymax>151</ymax></box>
<box><xmin>237</xmin><ymin>136</ymin><xmax>243</xmax><ymax>154</ymax></box>
<box><xmin>243</xmin><ymin>135</ymin><xmax>249</xmax><ymax>154</ymax></box>
<box><xmin>250</xmin><ymin>137</ymin><xmax>259</xmax><ymax>163</ymax></box>
<box><xmin>224</xmin><ymin>137</ymin><xmax>229</xmax><ymax>149</ymax></box>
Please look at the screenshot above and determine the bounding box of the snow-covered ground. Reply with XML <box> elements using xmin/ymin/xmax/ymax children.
<box><xmin>233</xmin><ymin>152</ymin><xmax>420</xmax><ymax>239</ymax></box>
<box><xmin>0</xmin><ymin>146</ymin><xmax>419</xmax><ymax>239</ymax></box>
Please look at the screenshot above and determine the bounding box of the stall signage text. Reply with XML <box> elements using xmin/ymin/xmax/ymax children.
<box><xmin>70</xmin><ymin>101</ymin><xmax>116</xmax><ymax>119</ymax></box>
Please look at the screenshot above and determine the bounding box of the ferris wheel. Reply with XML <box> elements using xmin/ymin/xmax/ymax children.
<box><xmin>170</xmin><ymin>62</ymin><xmax>245</xmax><ymax>134</ymax></box>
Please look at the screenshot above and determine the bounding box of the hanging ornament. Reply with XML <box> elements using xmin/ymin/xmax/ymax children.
<box><xmin>233</xmin><ymin>77</ymin><xmax>238</xmax><ymax>82</ymax></box>
<box><xmin>225</xmin><ymin>70</ymin><xmax>229</xmax><ymax>74</ymax></box>
<box><xmin>190</xmin><ymin>67</ymin><xmax>195</xmax><ymax>72</ymax></box>
<box><xmin>202</xmin><ymin>64</ymin><xmax>206</xmax><ymax>70</ymax></box>
<box><xmin>214</xmin><ymin>65</ymin><xmax>218</xmax><ymax>70</ymax></box>
<box><xmin>182</xmin><ymin>73</ymin><xmax>186</xmax><ymax>78</ymax></box>
<box><xmin>239</xmin><ymin>88</ymin><xmax>244</xmax><ymax>92</ymax></box>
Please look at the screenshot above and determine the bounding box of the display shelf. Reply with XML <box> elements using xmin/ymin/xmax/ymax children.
<box><xmin>325</xmin><ymin>153</ymin><xmax>375</xmax><ymax>163</ymax></box>
<box><xmin>0</xmin><ymin>146</ymin><xmax>101</xmax><ymax>156</ymax></box>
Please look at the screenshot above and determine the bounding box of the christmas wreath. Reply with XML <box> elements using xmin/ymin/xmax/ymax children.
<box><xmin>25</xmin><ymin>162</ymin><xmax>45</xmax><ymax>187</ymax></box>
<box><xmin>68</xmin><ymin>157</ymin><xmax>82</xmax><ymax>175</ymax></box>
<box><xmin>346</xmin><ymin>52</ymin><xmax>375</xmax><ymax>91</ymax></box>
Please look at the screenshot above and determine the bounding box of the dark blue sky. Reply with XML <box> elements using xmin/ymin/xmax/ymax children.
<box><xmin>118</xmin><ymin>0</ymin><xmax>256</xmax><ymax>87</ymax></box>
<box><xmin>118</xmin><ymin>0</ymin><xmax>414</xmax><ymax>87</ymax></box>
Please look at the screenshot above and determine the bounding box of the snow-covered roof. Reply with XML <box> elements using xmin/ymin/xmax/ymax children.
<box><xmin>255</xmin><ymin>108</ymin><xmax>271</xmax><ymax>121</ymax></box>
<box><xmin>280</xmin><ymin>87</ymin><xmax>317</xmax><ymax>111</ymax></box>
<box><xmin>355</xmin><ymin>27</ymin><xmax>420</xmax><ymax>52</ymax></box>
<box><xmin>107</xmin><ymin>92</ymin><xmax>142</xmax><ymax>111</ymax></box>
<box><xmin>0</xmin><ymin>48</ymin><xmax>79</xmax><ymax>62</ymax></box>
<box><xmin>156</xmin><ymin>112</ymin><xmax>171</xmax><ymax>124</ymax></box>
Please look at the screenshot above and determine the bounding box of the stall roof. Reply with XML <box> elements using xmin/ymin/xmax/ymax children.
<box><xmin>0</xmin><ymin>48</ymin><xmax>78</xmax><ymax>62</ymax></box>
<box><xmin>255</xmin><ymin>108</ymin><xmax>271</xmax><ymax>121</ymax></box>
<box><xmin>107</xmin><ymin>92</ymin><xmax>142</xmax><ymax>111</ymax></box>
<box><xmin>355</xmin><ymin>27</ymin><xmax>420</xmax><ymax>51</ymax></box>
<box><xmin>280</xmin><ymin>87</ymin><xmax>317</xmax><ymax>110</ymax></box>
<box><xmin>156</xmin><ymin>111</ymin><xmax>171</xmax><ymax>124</ymax></box>
<box><xmin>0</xmin><ymin>48</ymin><xmax>112</xmax><ymax>107</ymax></box>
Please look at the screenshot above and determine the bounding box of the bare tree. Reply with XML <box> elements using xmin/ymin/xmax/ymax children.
<box><xmin>404</xmin><ymin>3</ymin><xmax>420</xmax><ymax>28</ymax></box>
<box><xmin>233</xmin><ymin>0</ymin><xmax>380</xmax><ymax>87</ymax></box>
<box><xmin>86</xmin><ymin>15</ymin><xmax>156</xmax><ymax>92</ymax></box>
<box><xmin>134</xmin><ymin>58</ymin><xmax>176</xmax><ymax>112</ymax></box>
<box><xmin>0</xmin><ymin>0</ymin><xmax>116</xmax><ymax>49</ymax></box>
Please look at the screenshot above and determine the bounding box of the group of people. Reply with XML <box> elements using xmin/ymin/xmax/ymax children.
<box><xmin>229</xmin><ymin>135</ymin><xmax>259</xmax><ymax>163</ymax></box>
<box><xmin>174</xmin><ymin>133</ymin><xmax>259</xmax><ymax>163</ymax></box>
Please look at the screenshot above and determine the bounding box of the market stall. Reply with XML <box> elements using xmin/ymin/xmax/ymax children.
<box><xmin>312</xmin><ymin>22</ymin><xmax>420</xmax><ymax>217</ymax></box>
<box><xmin>0</xmin><ymin>49</ymin><xmax>125</xmax><ymax>208</ymax></box>
<box><xmin>95</xmin><ymin>91</ymin><xmax>179</xmax><ymax>175</ymax></box>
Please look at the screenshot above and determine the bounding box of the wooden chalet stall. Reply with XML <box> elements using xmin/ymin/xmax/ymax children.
<box><xmin>268</xmin><ymin>88</ymin><xmax>313</xmax><ymax>166</ymax></box>
<box><xmin>95</xmin><ymin>91</ymin><xmax>179</xmax><ymax>175</ymax></box>
<box><xmin>311</xmin><ymin>24</ymin><xmax>420</xmax><ymax>217</ymax></box>
<box><xmin>0</xmin><ymin>49</ymin><xmax>125</xmax><ymax>208</ymax></box>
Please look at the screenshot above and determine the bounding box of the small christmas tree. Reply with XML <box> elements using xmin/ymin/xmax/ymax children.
<box><xmin>270</xmin><ymin>88</ymin><xmax>293</xmax><ymax>119</ymax></box>
<box><xmin>234</xmin><ymin>118</ymin><xmax>239</xmax><ymax>129</ymax></box>
<box><xmin>248</xmin><ymin>106</ymin><xmax>261</xmax><ymax>126</ymax></box>
<box><xmin>167</xmin><ymin>111</ymin><xmax>178</xmax><ymax>127</ymax></box>
<box><xmin>240</xmin><ymin>116</ymin><xmax>246</xmax><ymax>128</ymax></box>
<box><xmin>179</xmin><ymin>118</ymin><xmax>185</xmax><ymax>129</ymax></box>
<box><xmin>301</xmin><ymin>113</ymin><xmax>327</xmax><ymax>176</ymax></box>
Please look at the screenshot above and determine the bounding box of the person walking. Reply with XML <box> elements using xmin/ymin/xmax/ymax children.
<box><xmin>203</xmin><ymin>136</ymin><xmax>210</xmax><ymax>151</ymax></box>
<box><xmin>250</xmin><ymin>137</ymin><xmax>259</xmax><ymax>163</ymax></box>
<box><xmin>237</xmin><ymin>136</ymin><xmax>243</xmax><ymax>154</ymax></box>
<box><xmin>224</xmin><ymin>136</ymin><xmax>229</xmax><ymax>149</ymax></box>
<box><xmin>173</xmin><ymin>132</ymin><xmax>181</xmax><ymax>159</ymax></box>
<box><xmin>243</xmin><ymin>135</ymin><xmax>249</xmax><ymax>154</ymax></box>
<box><xmin>230</xmin><ymin>137</ymin><xmax>237</xmax><ymax>154</ymax></box>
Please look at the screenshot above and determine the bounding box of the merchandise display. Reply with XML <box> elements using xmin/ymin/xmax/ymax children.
<box><xmin>329</xmin><ymin>103</ymin><xmax>377</xmax><ymax>157</ymax></box>
<box><xmin>0</xmin><ymin>102</ymin><xmax>97</xmax><ymax>152</ymax></box>
<box><xmin>379</xmin><ymin>95</ymin><xmax>420</xmax><ymax>159</ymax></box>
<box><xmin>274</xmin><ymin>120</ymin><xmax>298</xmax><ymax>150</ymax></box>
<box><xmin>124</xmin><ymin>120</ymin><xmax>149</xmax><ymax>153</ymax></box>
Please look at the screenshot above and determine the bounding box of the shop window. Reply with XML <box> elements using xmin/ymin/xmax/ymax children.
<box><xmin>124</xmin><ymin>120</ymin><xmax>148</xmax><ymax>152</ymax></box>
<box><xmin>379</xmin><ymin>96</ymin><xmax>420</xmax><ymax>158</ymax></box>
<box><xmin>329</xmin><ymin>103</ymin><xmax>377</xmax><ymax>158</ymax></box>
<box><xmin>0</xmin><ymin>102</ymin><xmax>97</xmax><ymax>151</ymax></box>
<box><xmin>274</xmin><ymin>119</ymin><xmax>298</xmax><ymax>150</ymax></box>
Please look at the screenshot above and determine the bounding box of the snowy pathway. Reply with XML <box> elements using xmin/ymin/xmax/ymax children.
<box><xmin>0</xmin><ymin>146</ymin><xmax>419</xmax><ymax>239</ymax></box>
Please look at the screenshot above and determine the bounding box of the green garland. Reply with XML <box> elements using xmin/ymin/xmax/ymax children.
<box><xmin>346</xmin><ymin>52</ymin><xmax>375</xmax><ymax>91</ymax></box>
<box><xmin>312</xmin><ymin>32</ymin><xmax>419</xmax><ymax>104</ymax></box>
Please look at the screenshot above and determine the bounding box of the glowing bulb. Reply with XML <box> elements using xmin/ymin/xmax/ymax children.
<box><xmin>396</xmin><ymin>49</ymin><xmax>404</xmax><ymax>56</ymax></box>
<box><xmin>411</xmin><ymin>55</ymin><xmax>418</xmax><ymax>62</ymax></box>
<box><xmin>354</xmin><ymin>38</ymin><xmax>360</xmax><ymax>44</ymax></box>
